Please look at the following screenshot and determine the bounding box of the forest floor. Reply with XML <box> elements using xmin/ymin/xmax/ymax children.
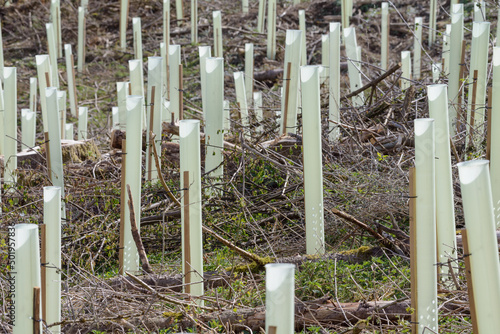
<box><xmin>0</xmin><ymin>0</ymin><xmax>493</xmax><ymax>333</ymax></box>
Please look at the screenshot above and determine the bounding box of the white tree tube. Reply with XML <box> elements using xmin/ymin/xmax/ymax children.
<box><xmin>223</xmin><ymin>99</ymin><xmax>230</xmax><ymax>132</ymax></box>
<box><xmin>401</xmin><ymin>51</ymin><xmax>411</xmax><ymax>90</ymax></box>
<box><xmin>163</xmin><ymin>0</ymin><xmax>170</xmax><ymax>100</ymax></box>
<box><xmin>343</xmin><ymin>27</ymin><xmax>363</xmax><ymax>106</ymax></box>
<box><xmin>329</xmin><ymin>22</ymin><xmax>341</xmax><ymax>143</ymax></box>
<box><xmin>29</xmin><ymin>77</ymin><xmax>37</xmax><ymax>114</ymax></box>
<box><xmin>242</xmin><ymin>0</ymin><xmax>248</xmax><ymax>13</ymax></box>
<box><xmin>112</xmin><ymin>106</ymin><xmax>119</xmax><ymax>129</ymax></box>
<box><xmin>341</xmin><ymin>0</ymin><xmax>350</xmax><ymax>30</ymax></box>
<box><xmin>301</xmin><ymin>66</ymin><xmax>325</xmax><ymax>255</ymax></box>
<box><xmin>44</xmin><ymin>186</ymin><xmax>61</xmax><ymax>334</ymax></box>
<box><xmin>65</xmin><ymin>123</ymin><xmax>73</xmax><ymax>140</ymax></box>
<box><xmin>199</xmin><ymin>46</ymin><xmax>211</xmax><ymax>120</ymax></box>
<box><xmin>253</xmin><ymin>92</ymin><xmax>263</xmax><ymax>133</ymax></box>
<box><xmin>21</xmin><ymin>109</ymin><xmax>36</xmax><ymax>149</ymax></box>
<box><xmin>244</xmin><ymin>43</ymin><xmax>254</xmax><ymax>107</ymax></box>
<box><xmin>466</xmin><ymin>21</ymin><xmax>490</xmax><ymax>148</ymax></box>
<box><xmin>64</xmin><ymin>44</ymin><xmax>77</xmax><ymax>117</ymax></box>
<box><xmin>233</xmin><ymin>72</ymin><xmax>249</xmax><ymax>131</ymax></box>
<box><xmin>0</xmin><ymin>83</ymin><xmax>3</xmax><ymax>156</ymax></box>
<box><xmin>0</xmin><ymin>19</ymin><xmax>4</xmax><ymax>83</ymax></box>
<box><xmin>442</xmin><ymin>24</ymin><xmax>451</xmax><ymax>76</ymax></box>
<box><xmin>280</xmin><ymin>30</ymin><xmax>302</xmax><ymax>135</ymax></box>
<box><xmin>320</xmin><ymin>34</ymin><xmax>329</xmax><ymax>83</ymax></box>
<box><xmin>299</xmin><ymin>10</ymin><xmax>307</xmax><ymax>66</ymax></box>
<box><xmin>489</xmin><ymin>47</ymin><xmax>500</xmax><ymax>227</ymax></box>
<box><xmin>129</xmin><ymin>59</ymin><xmax>146</xmax><ymax>130</ymax></box>
<box><xmin>414</xmin><ymin>118</ymin><xmax>438</xmax><ymax>333</ymax></box>
<box><xmin>117</xmin><ymin>82</ymin><xmax>129</xmax><ymax>129</ymax></box>
<box><xmin>473</xmin><ymin>1</ymin><xmax>485</xmax><ymax>22</ymax></box>
<box><xmin>77</xmin><ymin>7</ymin><xmax>85</xmax><ymax>73</ymax></box>
<box><xmin>146</xmin><ymin>57</ymin><xmax>163</xmax><ymax>181</ymax></box>
<box><xmin>266</xmin><ymin>0</ymin><xmax>276</xmax><ymax>60</ymax></box>
<box><xmin>120</xmin><ymin>0</ymin><xmax>129</xmax><ymax>50</ymax></box>
<box><xmin>163</xmin><ymin>0</ymin><xmax>170</xmax><ymax>48</ymax></box>
<box><xmin>413</xmin><ymin>17</ymin><xmax>423</xmax><ymax>80</ymax></box>
<box><xmin>36</xmin><ymin>55</ymin><xmax>52</xmax><ymax>133</ymax></box>
<box><xmin>427</xmin><ymin>84</ymin><xmax>457</xmax><ymax>283</ymax></box>
<box><xmin>78</xmin><ymin>106</ymin><xmax>88</xmax><ymax>140</ymax></box>
<box><xmin>3</xmin><ymin>67</ymin><xmax>17</xmax><ymax>185</ymax></box>
<box><xmin>265</xmin><ymin>263</ymin><xmax>295</xmax><ymax>334</ymax></box>
<box><xmin>123</xmin><ymin>95</ymin><xmax>143</xmax><ymax>274</ymax></box>
<box><xmin>46</xmin><ymin>88</ymin><xmax>65</xmax><ymax>201</ymax></box>
<box><xmin>168</xmin><ymin>45</ymin><xmax>181</xmax><ymax>121</ymax></box>
<box><xmin>204</xmin><ymin>57</ymin><xmax>224</xmax><ymax>182</ymax></box>
<box><xmin>448</xmin><ymin>4</ymin><xmax>463</xmax><ymax>136</ymax></box>
<box><xmin>457</xmin><ymin>159</ymin><xmax>500</xmax><ymax>333</ymax></box>
<box><xmin>57</xmin><ymin>90</ymin><xmax>66</xmax><ymax>140</ymax></box>
<box><xmin>179</xmin><ymin>120</ymin><xmax>204</xmax><ymax>304</ymax></box>
<box><xmin>132</xmin><ymin>18</ymin><xmax>143</xmax><ymax>62</ymax></box>
<box><xmin>212</xmin><ymin>11</ymin><xmax>223</xmax><ymax>57</ymax></box>
<box><xmin>257</xmin><ymin>0</ymin><xmax>266</xmax><ymax>33</ymax></box>
<box><xmin>191</xmin><ymin>0</ymin><xmax>198</xmax><ymax>44</ymax></box>
<box><xmin>13</xmin><ymin>224</ymin><xmax>41</xmax><ymax>334</ymax></box>
<box><xmin>50</xmin><ymin>0</ymin><xmax>62</xmax><ymax>58</ymax></box>
<box><xmin>381</xmin><ymin>2</ymin><xmax>389</xmax><ymax>70</ymax></box>
<box><xmin>175</xmin><ymin>0</ymin><xmax>183</xmax><ymax>25</ymax></box>
<box><xmin>429</xmin><ymin>0</ymin><xmax>437</xmax><ymax>46</ymax></box>
<box><xmin>46</xmin><ymin>23</ymin><xmax>60</xmax><ymax>89</ymax></box>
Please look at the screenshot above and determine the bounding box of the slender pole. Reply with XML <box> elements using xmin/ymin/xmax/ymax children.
<box><xmin>448</xmin><ymin>4</ymin><xmax>464</xmax><ymax>136</ymax></box>
<box><xmin>132</xmin><ymin>17</ymin><xmax>143</xmax><ymax>61</ymax></box>
<box><xmin>78</xmin><ymin>106</ymin><xmax>88</xmax><ymax>140</ymax></box>
<box><xmin>21</xmin><ymin>109</ymin><xmax>36</xmax><ymax>148</ymax></box>
<box><xmin>123</xmin><ymin>95</ymin><xmax>144</xmax><ymax>273</ymax></box>
<box><xmin>257</xmin><ymin>0</ymin><xmax>266</xmax><ymax>33</ymax></box>
<box><xmin>427</xmin><ymin>84</ymin><xmax>457</xmax><ymax>285</ymax></box>
<box><xmin>191</xmin><ymin>0</ymin><xmax>198</xmax><ymax>44</ymax></box>
<box><xmin>199</xmin><ymin>46</ymin><xmax>211</xmax><ymax>121</ymax></box>
<box><xmin>413</xmin><ymin>17</ymin><xmax>422</xmax><ymax>80</ymax></box>
<box><xmin>344</xmin><ymin>27</ymin><xmax>364</xmax><ymax>106</ymax></box>
<box><xmin>179</xmin><ymin>64</ymin><xmax>183</xmax><ymax>120</ymax></box>
<box><xmin>266</xmin><ymin>0</ymin><xmax>276</xmax><ymax>59</ymax></box>
<box><xmin>213</xmin><ymin>11</ymin><xmax>223</xmax><ymax>57</ymax></box>
<box><xmin>381</xmin><ymin>2</ymin><xmax>389</xmax><ymax>70</ymax></box>
<box><xmin>180</xmin><ymin>120</ymin><xmax>204</xmax><ymax>305</ymax></box>
<box><xmin>64</xmin><ymin>45</ymin><xmax>78</xmax><ymax>117</ymax></box>
<box><xmin>429</xmin><ymin>0</ymin><xmax>437</xmax><ymax>46</ymax></box>
<box><xmin>457</xmin><ymin>160</ymin><xmax>500</xmax><ymax>333</ymax></box>
<box><xmin>3</xmin><ymin>67</ymin><xmax>17</xmax><ymax>185</ymax></box>
<box><xmin>120</xmin><ymin>0</ymin><xmax>130</xmax><ymax>50</ymax></box>
<box><xmin>280</xmin><ymin>30</ymin><xmax>302</xmax><ymax>135</ymax></box>
<box><xmin>147</xmin><ymin>57</ymin><xmax>163</xmax><ymax>181</ymax></box>
<box><xmin>46</xmin><ymin>23</ymin><xmax>59</xmax><ymax>88</ymax></box>
<box><xmin>36</xmin><ymin>55</ymin><xmax>52</xmax><ymax>133</ymax></box>
<box><xmin>77</xmin><ymin>7</ymin><xmax>86</xmax><ymax>73</ymax></box>
<box><xmin>401</xmin><ymin>51</ymin><xmax>411</xmax><ymax>90</ymax></box>
<box><xmin>301</xmin><ymin>66</ymin><xmax>325</xmax><ymax>255</ymax></box>
<box><xmin>409</xmin><ymin>167</ymin><xmax>417</xmax><ymax>334</ymax></box>
<box><xmin>119</xmin><ymin>139</ymin><xmax>127</xmax><ymax>275</ymax></box>
<box><xmin>329</xmin><ymin>22</ymin><xmax>341</xmax><ymax>142</ymax></box>
<box><xmin>265</xmin><ymin>264</ymin><xmax>295</xmax><ymax>333</ymax></box>
<box><xmin>244</xmin><ymin>43</ymin><xmax>254</xmax><ymax>107</ymax></box>
<box><xmin>298</xmin><ymin>10</ymin><xmax>307</xmax><ymax>66</ymax></box>
<box><xmin>414</xmin><ymin>118</ymin><xmax>438</xmax><ymax>333</ymax></box>
<box><xmin>169</xmin><ymin>45</ymin><xmax>181</xmax><ymax>122</ymax></box>
<box><xmin>490</xmin><ymin>47</ymin><xmax>500</xmax><ymax>228</ymax></box>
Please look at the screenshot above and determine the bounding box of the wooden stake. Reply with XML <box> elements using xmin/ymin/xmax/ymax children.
<box><xmin>119</xmin><ymin>139</ymin><xmax>126</xmax><ymax>275</ymax></box>
<box><xmin>486</xmin><ymin>86</ymin><xmax>492</xmax><ymax>161</ymax></box>
<box><xmin>469</xmin><ymin>69</ymin><xmax>478</xmax><ymax>146</ymax></box>
<box><xmin>179</xmin><ymin>64</ymin><xmax>183</xmax><ymax>120</ymax></box>
<box><xmin>457</xmin><ymin>40</ymin><xmax>466</xmax><ymax>134</ymax></box>
<box><xmin>40</xmin><ymin>224</ymin><xmax>46</xmax><ymax>322</ymax></box>
<box><xmin>33</xmin><ymin>286</ymin><xmax>41</xmax><ymax>334</ymax></box>
<box><xmin>282</xmin><ymin>62</ymin><xmax>292</xmax><ymax>136</ymax></box>
<box><xmin>409</xmin><ymin>167</ymin><xmax>418</xmax><ymax>334</ymax></box>
<box><xmin>268</xmin><ymin>326</ymin><xmax>277</xmax><ymax>334</ymax></box>
<box><xmin>461</xmin><ymin>229</ymin><xmax>479</xmax><ymax>334</ymax></box>
<box><xmin>148</xmin><ymin>87</ymin><xmax>156</xmax><ymax>181</ymax></box>
<box><xmin>44</xmin><ymin>72</ymin><xmax>51</xmax><ymax>88</ymax></box>
<box><xmin>183</xmin><ymin>170</ymin><xmax>191</xmax><ymax>294</ymax></box>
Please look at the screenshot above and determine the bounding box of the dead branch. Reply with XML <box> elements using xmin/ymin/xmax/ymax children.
<box><xmin>126</xmin><ymin>184</ymin><xmax>153</xmax><ymax>274</ymax></box>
